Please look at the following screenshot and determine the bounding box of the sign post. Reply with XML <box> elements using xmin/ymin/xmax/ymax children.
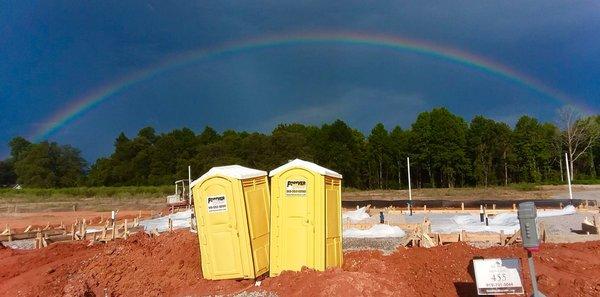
<box><xmin>518</xmin><ymin>202</ymin><xmax>546</xmax><ymax>297</ymax></box>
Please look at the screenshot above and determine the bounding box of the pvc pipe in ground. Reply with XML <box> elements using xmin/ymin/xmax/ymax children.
<box><xmin>565</xmin><ymin>153</ymin><xmax>573</xmax><ymax>200</ymax></box>
<box><xmin>188</xmin><ymin>165</ymin><xmax>192</xmax><ymax>204</ymax></box>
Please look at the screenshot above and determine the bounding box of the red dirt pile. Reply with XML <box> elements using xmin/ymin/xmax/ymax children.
<box><xmin>1</xmin><ymin>230</ymin><xmax>599</xmax><ymax>296</ymax></box>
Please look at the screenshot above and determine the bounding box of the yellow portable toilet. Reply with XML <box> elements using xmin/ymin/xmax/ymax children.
<box><xmin>191</xmin><ymin>165</ymin><xmax>270</xmax><ymax>280</ymax></box>
<box><xmin>269</xmin><ymin>159</ymin><xmax>343</xmax><ymax>276</ymax></box>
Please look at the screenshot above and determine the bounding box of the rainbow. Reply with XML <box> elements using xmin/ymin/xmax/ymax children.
<box><xmin>31</xmin><ymin>32</ymin><xmax>586</xmax><ymax>141</ymax></box>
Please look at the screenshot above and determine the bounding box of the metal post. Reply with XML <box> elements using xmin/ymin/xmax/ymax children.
<box><xmin>518</xmin><ymin>202</ymin><xmax>546</xmax><ymax>297</ymax></box>
<box><xmin>407</xmin><ymin>157</ymin><xmax>412</xmax><ymax>216</ymax></box>
<box><xmin>527</xmin><ymin>251</ymin><xmax>541</xmax><ymax>296</ymax></box>
<box><xmin>565</xmin><ymin>153</ymin><xmax>573</xmax><ymax>201</ymax></box>
<box><xmin>480</xmin><ymin>205</ymin><xmax>484</xmax><ymax>222</ymax></box>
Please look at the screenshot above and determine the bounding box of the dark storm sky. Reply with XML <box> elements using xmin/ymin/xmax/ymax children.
<box><xmin>1</xmin><ymin>1</ymin><xmax>599</xmax><ymax>161</ymax></box>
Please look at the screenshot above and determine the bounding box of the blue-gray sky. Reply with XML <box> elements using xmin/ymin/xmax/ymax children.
<box><xmin>1</xmin><ymin>1</ymin><xmax>599</xmax><ymax>161</ymax></box>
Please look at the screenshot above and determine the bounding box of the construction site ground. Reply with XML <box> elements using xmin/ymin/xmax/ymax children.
<box><xmin>0</xmin><ymin>230</ymin><xmax>598</xmax><ymax>297</ymax></box>
<box><xmin>1</xmin><ymin>185</ymin><xmax>599</xmax><ymax>296</ymax></box>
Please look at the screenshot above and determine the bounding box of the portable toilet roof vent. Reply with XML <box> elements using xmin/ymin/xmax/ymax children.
<box><xmin>191</xmin><ymin>165</ymin><xmax>267</xmax><ymax>187</ymax></box>
<box><xmin>268</xmin><ymin>159</ymin><xmax>342</xmax><ymax>178</ymax></box>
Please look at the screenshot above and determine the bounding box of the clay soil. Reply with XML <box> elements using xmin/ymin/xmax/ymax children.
<box><xmin>0</xmin><ymin>210</ymin><xmax>156</xmax><ymax>232</ymax></box>
<box><xmin>1</xmin><ymin>231</ymin><xmax>599</xmax><ymax>297</ymax></box>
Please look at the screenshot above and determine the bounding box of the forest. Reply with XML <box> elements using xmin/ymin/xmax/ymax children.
<box><xmin>1</xmin><ymin>107</ymin><xmax>599</xmax><ymax>189</ymax></box>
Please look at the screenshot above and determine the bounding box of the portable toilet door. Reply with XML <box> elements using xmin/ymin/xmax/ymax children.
<box><xmin>191</xmin><ymin>165</ymin><xmax>270</xmax><ymax>280</ymax></box>
<box><xmin>269</xmin><ymin>159</ymin><xmax>343</xmax><ymax>276</ymax></box>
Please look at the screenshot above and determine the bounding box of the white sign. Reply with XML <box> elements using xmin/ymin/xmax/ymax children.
<box><xmin>207</xmin><ymin>195</ymin><xmax>227</xmax><ymax>213</ymax></box>
<box><xmin>286</xmin><ymin>180</ymin><xmax>307</xmax><ymax>196</ymax></box>
<box><xmin>473</xmin><ymin>258</ymin><xmax>524</xmax><ymax>295</ymax></box>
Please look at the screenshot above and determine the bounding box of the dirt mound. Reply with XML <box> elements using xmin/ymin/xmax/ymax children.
<box><xmin>1</xmin><ymin>231</ymin><xmax>600</xmax><ymax>296</ymax></box>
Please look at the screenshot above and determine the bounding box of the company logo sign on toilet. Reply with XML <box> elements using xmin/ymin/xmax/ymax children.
<box><xmin>286</xmin><ymin>180</ymin><xmax>307</xmax><ymax>196</ymax></box>
<box><xmin>207</xmin><ymin>195</ymin><xmax>227</xmax><ymax>212</ymax></box>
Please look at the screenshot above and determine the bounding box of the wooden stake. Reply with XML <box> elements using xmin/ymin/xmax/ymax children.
<box><xmin>506</xmin><ymin>229</ymin><xmax>521</xmax><ymax>245</ymax></box>
<box><xmin>35</xmin><ymin>231</ymin><xmax>42</xmax><ymax>249</ymax></box>
<box><xmin>461</xmin><ymin>202</ymin><xmax>464</xmax><ymax>211</ymax></box>
<box><xmin>492</xmin><ymin>204</ymin><xmax>496</xmax><ymax>210</ymax></box>
<box><xmin>80</xmin><ymin>219</ymin><xmax>86</xmax><ymax>240</ymax></box>
<box><xmin>123</xmin><ymin>219</ymin><xmax>128</xmax><ymax>240</ymax></box>
<box><xmin>24</xmin><ymin>225</ymin><xmax>31</xmax><ymax>233</ymax></box>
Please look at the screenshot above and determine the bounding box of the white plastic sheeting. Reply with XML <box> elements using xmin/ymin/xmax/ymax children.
<box><xmin>432</xmin><ymin>205</ymin><xmax>576</xmax><ymax>234</ymax></box>
<box><xmin>344</xmin><ymin>224</ymin><xmax>406</xmax><ymax>238</ymax></box>
<box><xmin>139</xmin><ymin>209</ymin><xmax>193</xmax><ymax>233</ymax></box>
<box><xmin>342</xmin><ymin>207</ymin><xmax>371</xmax><ymax>222</ymax></box>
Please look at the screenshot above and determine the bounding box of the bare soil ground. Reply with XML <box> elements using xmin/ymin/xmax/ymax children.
<box><xmin>0</xmin><ymin>210</ymin><xmax>156</xmax><ymax>230</ymax></box>
<box><xmin>1</xmin><ymin>230</ymin><xmax>599</xmax><ymax>296</ymax></box>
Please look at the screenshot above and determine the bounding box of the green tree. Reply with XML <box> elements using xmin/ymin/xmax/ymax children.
<box><xmin>0</xmin><ymin>160</ymin><xmax>16</xmax><ymax>186</ymax></box>
<box><xmin>409</xmin><ymin>111</ymin><xmax>434</xmax><ymax>187</ymax></box>
<box><xmin>512</xmin><ymin>116</ymin><xmax>557</xmax><ymax>183</ymax></box>
<box><xmin>493</xmin><ymin>122</ymin><xmax>514</xmax><ymax>186</ymax></box>
<box><xmin>314</xmin><ymin>120</ymin><xmax>365</xmax><ymax>188</ymax></box>
<box><xmin>270</xmin><ymin>124</ymin><xmax>317</xmax><ymax>167</ymax></box>
<box><xmin>468</xmin><ymin>116</ymin><xmax>497</xmax><ymax>186</ymax></box>
<box><xmin>411</xmin><ymin>108</ymin><xmax>468</xmax><ymax>187</ymax></box>
<box><xmin>13</xmin><ymin>141</ymin><xmax>86</xmax><ymax>187</ymax></box>
<box><xmin>9</xmin><ymin>137</ymin><xmax>31</xmax><ymax>160</ymax></box>
<box><xmin>389</xmin><ymin>126</ymin><xmax>408</xmax><ymax>189</ymax></box>
<box><xmin>367</xmin><ymin>123</ymin><xmax>390</xmax><ymax>189</ymax></box>
<box><xmin>198</xmin><ymin>126</ymin><xmax>221</xmax><ymax>145</ymax></box>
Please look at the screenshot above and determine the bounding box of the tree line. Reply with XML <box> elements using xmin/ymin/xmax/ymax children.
<box><xmin>1</xmin><ymin>107</ymin><xmax>599</xmax><ymax>189</ymax></box>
